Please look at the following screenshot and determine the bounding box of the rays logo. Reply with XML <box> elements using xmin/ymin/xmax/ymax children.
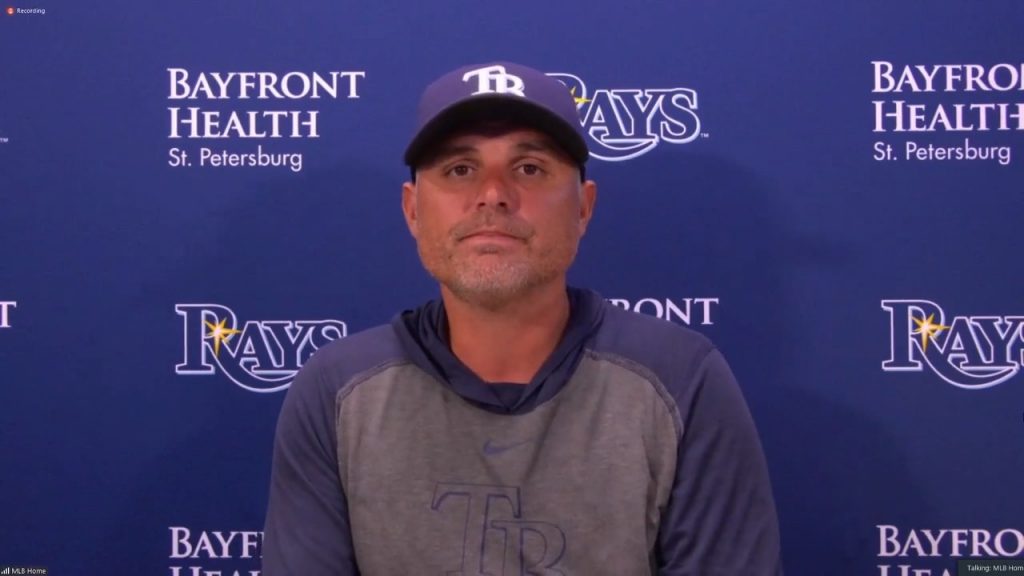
<box><xmin>547</xmin><ymin>73</ymin><xmax>702</xmax><ymax>161</ymax></box>
<box><xmin>175</xmin><ymin>304</ymin><xmax>346</xmax><ymax>393</ymax></box>
<box><xmin>882</xmin><ymin>300</ymin><xmax>1024</xmax><ymax>389</ymax></box>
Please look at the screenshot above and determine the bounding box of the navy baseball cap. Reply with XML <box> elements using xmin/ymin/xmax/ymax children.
<box><xmin>404</xmin><ymin>62</ymin><xmax>589</xmax><ymax>170</ymax></box>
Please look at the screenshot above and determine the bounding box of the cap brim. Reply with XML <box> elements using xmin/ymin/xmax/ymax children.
<box><xmin>403</xmin><ymin>95</ymin><xmax>588</xmax><ymax>169</ymax></box>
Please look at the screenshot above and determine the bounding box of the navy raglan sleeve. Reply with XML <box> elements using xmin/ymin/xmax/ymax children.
<box><xmin>262</xmin><ymin>352</ymin><xmax>360</xmax><ymax>575</ymax></box>
<box><xmin>656</xmin><ymin>347</ymin><xmax>783</xmax><ymax>575</ymax></box>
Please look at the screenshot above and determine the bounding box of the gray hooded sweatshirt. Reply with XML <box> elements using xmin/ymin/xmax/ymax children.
<box><xmin>263</xmin><ymin>288</ymin><xmax>782</xmax><ymax>575</ymax></box>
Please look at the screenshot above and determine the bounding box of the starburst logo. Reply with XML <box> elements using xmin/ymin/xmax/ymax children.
<box><xmin>175</xmin><ymin>304</ymin><xmax>347</xmax><ymax>393</ymax></box>
<box><xmin>204</xmin><ymin>317</ymin><xmax>240</xmax><ymax>356</ymax></box>
<box><xmin>911</xmin><ymin>313</ymin><xmax>950</xmax><ymax>353</ymax></box>
<box><xmin>569</xmin><ymin>86</ymin><xmax>590</xmax><ymax>106</ymax></box>
<box><xmin>882</xmin><ymin>300</ymin><xmax>1024</xmax><ymax>389</ymax></box>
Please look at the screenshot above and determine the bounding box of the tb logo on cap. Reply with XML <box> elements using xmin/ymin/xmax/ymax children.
<box><xmin>462</xmin><ymin>65</ymin><xmax>525</xmax><ymax>97</ymax></box>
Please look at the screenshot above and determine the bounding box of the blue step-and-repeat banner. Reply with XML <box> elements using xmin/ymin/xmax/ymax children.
<box><xmin>2</xmin><ymin>2</ymin><xmax>1022</xmax><ymax>575</ymax></box>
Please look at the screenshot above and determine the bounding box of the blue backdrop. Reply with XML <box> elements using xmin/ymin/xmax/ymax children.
<box><xmin>2</xmin><ymin>2</ymin><xmax>1022</xmax><ymax>575</ymax></box>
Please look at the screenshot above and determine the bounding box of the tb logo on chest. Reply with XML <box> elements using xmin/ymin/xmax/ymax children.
<box><xmin>432</xmin><ymin>482</ymin><xmax>566</xmax><ymax>575</ymax></box>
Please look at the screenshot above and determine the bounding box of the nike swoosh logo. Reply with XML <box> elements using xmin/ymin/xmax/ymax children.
<box><xmin>482</xmin><ymin>439</ymin><xmax>535</xmax><ymax>456</ymax></box>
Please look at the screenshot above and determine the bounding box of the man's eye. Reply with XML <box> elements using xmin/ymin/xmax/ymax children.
<box><xmin>517</xmin><ymin>163</ymin><xmax>543</xmax><ymax>176</ymax></box>
<box><xmin>447</xmin><ymin>164</ymin><xmax>473</xmax><ymax>177</ymax></box>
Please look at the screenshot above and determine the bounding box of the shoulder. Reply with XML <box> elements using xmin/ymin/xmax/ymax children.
<box><xmin>585</xmin><ymin>301</ymin><xmax>743</xmax><ymax>438</ymax></box>
<box><xmin>288</xmin><ymin>323</ymin><xmax>409</xmax><ymax>403</ymax></box>
<box><xmin>588</xmin><ymin>301</ymin><xmax>717</xmax><ymax>387</ymax></box>
<box><xmin>307</xmin><ymin>324</ymin><xmax>406</xmax><ymax>374</ymax></box>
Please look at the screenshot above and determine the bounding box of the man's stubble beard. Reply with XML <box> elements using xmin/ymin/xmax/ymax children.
<box><xmin>445</xmin><ymin>247</ymin><xmax>556</xmax><ymax>310</ymax></box>
<box><xmin>417</xmin><ymin>213</ymin><xmax>578</xmax><ymax>310</ymax></box>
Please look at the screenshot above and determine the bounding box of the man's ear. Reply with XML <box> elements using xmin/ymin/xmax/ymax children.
<box><xmin>401</xmin><ymin>181</ymin><xmax>418</xmax><ymax>238</ymax></box>
<box><xmin>577</xmin><ymin>179</ymin><xmax>597</xmax><ymax>236</ymax></box>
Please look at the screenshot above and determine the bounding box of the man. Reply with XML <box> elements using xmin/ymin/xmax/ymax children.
<box><xmin>263</xmin><ymin>62</ymin><xmax>782</xmax><ymax>575</ymax></box>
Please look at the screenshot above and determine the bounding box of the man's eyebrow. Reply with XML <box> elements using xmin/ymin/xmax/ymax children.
<box><xmin>413</xmin><ymin>141</ymin><xmax>477</xmax><ymax>168</ymax></box>
<box><xmin>425</xmin><ymin>143</ymin><xmax>479</xmax><ymax>167</ymax></box>
<box><xmin>421</xmin><ymin>138</ymin><xmax>564</xmax><ymax>170</ymax></box>
<box><xmin>513</xmin><ymin>140</ymin><xmax>559</xmax><ymax>155</ymax></box>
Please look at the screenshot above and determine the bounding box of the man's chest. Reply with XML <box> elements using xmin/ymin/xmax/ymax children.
<box><xmin>334</xmin><ymin>362</ymin><xmax>679</xmax><ymax>574</ymax></box>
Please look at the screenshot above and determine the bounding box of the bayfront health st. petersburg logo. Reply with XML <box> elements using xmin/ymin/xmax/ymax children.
<box><xmin>547</xmin><ymin>72</ymin><xmax>704</xmax><ymax>161</ymax></box>
<box><xmin>175</xmin><ymin>304</ymin><xmax>346</xmax><ymax>393</ymax></box>
<box><xmin>0</xmin><ymin>300</ymin><xmax>15</xmax><ymax>328</ymax></box>
<box><xmin>166</xmin><ymin>67</ymin><xmax>366</xmax><ymax>173</ymax></box>
<box><xmin>608</xmin><ymin>296</ymin><xmax>719</xmax><ymax>326</ymax></box>
<box><xmin>882</xmin><ymin>299</ymin><xmax>1024</xmax><ymax>389</ymax></box>
<box><xmin>169</xmin><ymin>525</ymin><xmax>261</xmax><ymax>576</ymax></box>
<box><xmin>871</xmin><ymin>61</ymin><xmax>1022</xmax><ymax>166</ymax></box>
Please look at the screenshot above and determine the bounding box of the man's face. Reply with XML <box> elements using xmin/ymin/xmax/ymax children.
<box><xmin>402</xmin><ymin>126</ymin><xmax>596</xmax><ymax>309</ymax></box>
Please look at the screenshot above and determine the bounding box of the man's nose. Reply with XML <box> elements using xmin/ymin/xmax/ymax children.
<box><xmin>475</xmin><ymin>169</ymin><xmax>516</xmax><ymax>211</ymax></box>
